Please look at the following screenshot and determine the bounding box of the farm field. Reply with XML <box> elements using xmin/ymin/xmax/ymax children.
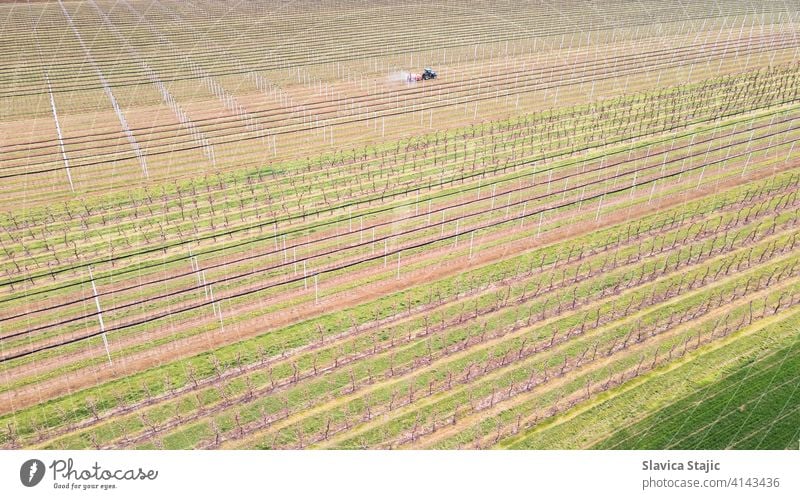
<box><xmin>0</xmin><ymin>0</ymin><xmax>798</xmax><ymax>451</ymax></box>
<box><xmin>502</xmin><ymin>309</ymin><xmax>800</xmax><ymax>449</ymax></box>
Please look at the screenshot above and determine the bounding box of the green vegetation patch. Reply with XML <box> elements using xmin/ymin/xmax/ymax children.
<box><xmin>502</xmin><ymin>310</ymin><xmax>800</xmax><ymax>449</ymax></box>
<box><xmin>596</xmin><ymin>335</ymin><xmax>800</xmax><ymax>449</ymax></box>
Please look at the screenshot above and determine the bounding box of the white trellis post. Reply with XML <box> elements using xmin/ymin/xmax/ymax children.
<box><xmin>88</xmin><ymin>267</ymin><xmax>112</xmax><ymax>365</ymax></box>
<box><xmin>215</xmin><ymin>296</ymin><xmax>224</xmax><ymax>332</ymax></box>
<box><xmin>46</xmin><ymin>75</ymin><xmax>74</xmax><ymax>193</ymax></box>
<box><xmin>537</xmin><ymin>212</ymin><xmax>544</xmax><ymax>238</ymax></box>
<box><xmin>201</xmin><ymin>270</ymin><xmax>209</xmax><ymax>299</ymax></box>
<box><xmin>469</xmin><ymin>231</ymin><xmax>475</xmax><ymax>259</ymax></box>
<box><xmin>596</xmin><ymin>193</ymin><xmax>605</xmax><ymax>222</ymax></box>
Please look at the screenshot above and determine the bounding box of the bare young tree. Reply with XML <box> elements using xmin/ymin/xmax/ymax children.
<box><xmin>85</xmin><ymin>397</ymin><xmax>100</xmax><ymax>421</ymax></box>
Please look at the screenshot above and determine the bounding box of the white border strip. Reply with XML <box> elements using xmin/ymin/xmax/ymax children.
<box><xmin>0</xmin><ymin>450</ymin><xmax>797</xmax><ymax>498</ymax></box>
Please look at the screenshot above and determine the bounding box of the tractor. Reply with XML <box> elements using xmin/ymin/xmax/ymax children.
<box><xmin>407</xmin><ymin>67</ymin><xmax>437</xmax><ymax>82</ymax></box>
<box><xmin>421</xmin><ymin>67</ymin><xmax>437</xmax><ymax>80</ymax></box>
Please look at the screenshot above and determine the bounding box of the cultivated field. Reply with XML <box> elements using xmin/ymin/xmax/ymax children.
<box><xmin>0</xmin><ymin>0</ymin><xmax>798</xmax><ymax>450</ymax></box>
